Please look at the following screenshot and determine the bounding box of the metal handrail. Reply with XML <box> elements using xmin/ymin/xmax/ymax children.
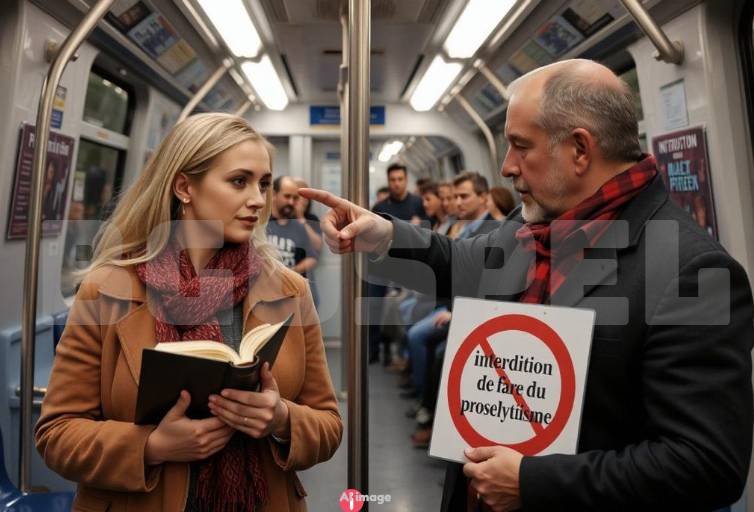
<box><xmin>620</xmin><ymin>0</ymin><xmax>684</xmax><ymax>65</ymax></box>
<box><xmin>347</xmin><ymin>0</ymin><xmax>370</xmax><ymax>494</ymax></box>
<box><xmin>19</xmin><ymin>0</ymin><xmax>115</xmax><ymax>492</ymax></box>
<box><xmin>477</xmin><ymin>62</ymin><xmax>510</xmax><ymax>101</ymax></box>
<box><xmin>177</xmin><ymin>60</ymin><xmax>232</xmax><ymax>122</ymax></box>
<box><xmin>454</xmin><ymin>94</ymin><xmax>499</xmax><ymax>176</ymax></box>
<box><xmin>234</xmin><ymin>99</ymin><xmax>252</xmax><ymax>117</ymax></box>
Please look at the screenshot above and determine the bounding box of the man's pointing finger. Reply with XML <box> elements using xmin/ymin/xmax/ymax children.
<box><xmin>298</xmin><ymin>188</ymin><xmax>348</xmax><ymax>209</ymax></box>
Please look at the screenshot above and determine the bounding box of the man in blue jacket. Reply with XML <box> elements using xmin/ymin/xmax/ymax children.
<box><xmin>301</xmin><ymin>58</ymin><xmax>753</xmax><ymax>511</ymax></box>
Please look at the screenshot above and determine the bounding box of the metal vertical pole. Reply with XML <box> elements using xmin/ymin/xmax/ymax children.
<box><xmin>347</xmin><ymin>0</ymin><xmax>370</xmax><ymax>493</ymax></box>
<box><xmin>338</xmin><ymin>11</ymin><xmax>350</xmax><ymax>398</ymax></box>
<box><xmin>20</xmin><ymin>0</ymin><xmax>115</xmax><ymax>492</ymax></box>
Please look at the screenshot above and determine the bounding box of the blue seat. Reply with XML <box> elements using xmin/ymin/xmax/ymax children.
<box><xmin>0</xmin><ymin>427</ymin><xmax>73</xmax><ymax>511</ymax></box>
<box><xmin>51</xmin><ymin>310</ymin><xmax>69</xmax><ymax>353</ymax></box>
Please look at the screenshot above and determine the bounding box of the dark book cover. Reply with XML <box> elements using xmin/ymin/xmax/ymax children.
<box><xmin>134</xmin><ymin>314</ymin><xmax>293</xmax><ymax>425</ymax></box>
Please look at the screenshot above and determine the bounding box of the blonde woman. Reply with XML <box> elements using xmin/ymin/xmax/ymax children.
<box><xmin>35</xmin><ymin>113</ymin><xmax>342</xmax><ymax>512</ymax></box>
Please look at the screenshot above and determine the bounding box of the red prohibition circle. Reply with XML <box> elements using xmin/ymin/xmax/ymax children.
<box><xmin>447</xmin><ymin>314</ymin><xmax>575</xmax><ymax>455</ymax></box>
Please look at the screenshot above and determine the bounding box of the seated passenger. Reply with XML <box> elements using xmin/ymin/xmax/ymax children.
<box><xmin>419</xmin><ymin>181</ymin><xmax>453</xmax><ymax>234</ymax></box>
<box><xmin>488</xmin><ymin>185</ymin><xmax>516</xmax><ymax>220</ymax></box>
<box><xmin>436</xmin><ymin>181</ymin><xmax>459</xmax><ymax>236</ymax></box>
<box><xmin>35</xmin><ymin>113</ymin><xmax>342</xmax><ymax>512</ymax></box>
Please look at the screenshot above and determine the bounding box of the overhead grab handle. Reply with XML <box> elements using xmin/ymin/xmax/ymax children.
<box><xmin>620</xmin><ymin>0</ymin><xmax>684</xmax><ymax>65</ymax></box>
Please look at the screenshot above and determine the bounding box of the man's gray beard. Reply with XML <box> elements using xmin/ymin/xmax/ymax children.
<box><xmin>521</xmin><ymin>200</ymin><xmax>548</xmax><ymax>223</ymax></box>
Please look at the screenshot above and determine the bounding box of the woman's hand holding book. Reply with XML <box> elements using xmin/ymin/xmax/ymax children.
<box><xmin>144</xmin><ymin>390</ymin><xmax>235</xmax><ymax>465</ymax></box>
<box><xmin>208</xmin><ymin>362</ymin><xmax>291</xmax><ymax>440</ymax></box>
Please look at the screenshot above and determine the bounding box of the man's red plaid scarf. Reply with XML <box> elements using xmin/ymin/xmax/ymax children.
<box><xmin>515</xmin><ymin>156</ymin><xmax>657</xmax><ymax>304</ymax></box>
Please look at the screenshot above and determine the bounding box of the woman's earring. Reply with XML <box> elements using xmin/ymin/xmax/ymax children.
<box><xmin>181</xmin><ymin>197</ymin><xmax>189</xmax><ymax>216</ymax></box>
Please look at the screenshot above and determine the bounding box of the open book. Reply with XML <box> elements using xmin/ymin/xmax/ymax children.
<box><xmin>134</xmin><ymin>314</ymin><xmax>293</xmax><ymax>425</ymax></box>
<box><xmin>153</xmin><ymin>316</ymin><xmax>292</xmax><ymax>366</ymax></box>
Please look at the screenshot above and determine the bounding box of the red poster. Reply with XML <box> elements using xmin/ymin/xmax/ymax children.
<box><xmin>652</xmin><ymin>126</ymin><xmax>718</xmax><ymax>239</ymax></box>
<box><xmin>6</xmin><ymin>124</ymin><xmax>75</xmax><ymax>240</ymax></box>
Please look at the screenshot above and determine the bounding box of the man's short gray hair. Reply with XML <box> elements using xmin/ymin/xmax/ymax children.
<box><xmin>534</xmin><ymin>68</ymin><xmax>643</xmax><ymax>162</ymax></box>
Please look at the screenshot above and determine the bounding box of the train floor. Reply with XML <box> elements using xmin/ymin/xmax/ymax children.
<box><xmin>299</xmin><ymin>346</ymin><xmax>447</xmax><ymax>511</ymax></box>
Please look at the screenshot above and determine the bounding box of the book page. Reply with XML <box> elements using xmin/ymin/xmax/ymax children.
<box><xmin>154</xmin><ymin>341</ymin><xmax>241</xmax><ymax>365</ymax></box>
<box><xmin>239</xmin><ymin>319</ymin><xmax>287</xmax><ymax>362</ymax></box>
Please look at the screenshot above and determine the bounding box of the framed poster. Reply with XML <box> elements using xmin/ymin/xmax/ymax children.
<box><xmin>7</xmin><ymin>124</ymin><xmax>75</xmax><ymax>240</ymax></box>
<box><xmin>652</xmin><ymin>126</ymin><xmax>718</xmax><ymax>239</ymax></box>
<box><xmin>534</xmin><ymin>15</ymin><xmax>584</xmax><ymax>57</ymax></box>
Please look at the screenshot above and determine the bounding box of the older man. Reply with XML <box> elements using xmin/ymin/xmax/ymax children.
<box><xmin>301</xmin><ymin>59</ymin><xmax>753</xmax><ymax>511</ymax></box>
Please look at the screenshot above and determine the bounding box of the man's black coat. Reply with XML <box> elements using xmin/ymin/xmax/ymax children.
<box><xmin>370</xmin><ymin>175</ymin><xmax>753</xmax><ymax>511</ymax></box>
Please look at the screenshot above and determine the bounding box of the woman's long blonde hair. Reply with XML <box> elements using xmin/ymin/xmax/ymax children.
<box><xmin>78</xmin><ymin>113</ymin><xmax>280</xmax><ymax>281</ymax></box>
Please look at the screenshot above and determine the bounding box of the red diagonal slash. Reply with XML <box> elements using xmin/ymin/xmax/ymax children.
<box><xmin>478</xmin><ymin>337</ymin><xmax>544</xmax><ymax>435</ymax></box>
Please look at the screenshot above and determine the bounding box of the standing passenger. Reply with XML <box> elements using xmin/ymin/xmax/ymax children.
<box><xmin>267</xmin><ymin>176</ymin><xmax>318</xmax><ymax>278</ymax></box>
<box><xmin>36</xmin><ymin>113</ymin><xmax>342</xmax><ymax>512</ymax></box>
<box><xmin>301</xmin><ymin>58</ymin><xmax>753</xmax><ymax>511</ymax></box>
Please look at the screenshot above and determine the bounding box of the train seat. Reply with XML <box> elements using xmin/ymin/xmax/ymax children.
<box><xmin>51</xmin><ymin>310</ymin><xmax>69</xmax><ymax>352</ymax></box>
<box><xmin>0</xmin><ymin>427</ymin><xmax>73</xmax><ymax>511</ymax></box>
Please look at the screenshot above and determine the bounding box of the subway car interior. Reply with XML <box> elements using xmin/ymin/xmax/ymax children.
<box><xmin>2</xmin><ymin>0</ymin><xmax>754</xmax><ymax>510</ymax></box>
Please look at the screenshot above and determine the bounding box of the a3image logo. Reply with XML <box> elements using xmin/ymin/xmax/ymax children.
<box><xmin>339</xmin><ymin>489</ymin><xmax>364</xmax><ymax>511</ymax></box>
<box><xmin>339</xmin><ymin>488</ymin><xmax>392</xmax><ymax>509</ymax></box>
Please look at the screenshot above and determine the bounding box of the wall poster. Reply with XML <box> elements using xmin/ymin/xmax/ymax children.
<box><xmin>652</xmin><ymin>126</ymin><xmax>718</xmax><ymax>239</ymax></box>
<box><xmin>7</xmin><ymin>124</ymin><xmax>75</xmax><ymax>240</ymax></box>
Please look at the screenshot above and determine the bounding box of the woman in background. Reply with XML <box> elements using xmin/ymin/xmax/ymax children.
<box><xmin>36</xmin><ymin>113</ymin><xmax>342</xmax><ymax>512</ymax></box>
<box><xmin>487</xmin><ymin>185</ymin><xmax>515</xmax><ymax>220</ymax></box>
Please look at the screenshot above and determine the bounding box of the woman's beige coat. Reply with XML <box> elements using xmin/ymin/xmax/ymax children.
<box><xmin>35</xmin><ymin>262</ymin><xmax>342</xmax><ymax>511</ymax></box>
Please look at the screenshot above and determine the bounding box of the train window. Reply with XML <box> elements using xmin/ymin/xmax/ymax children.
<box><xmin>60</xmin><ymin>140</ymin><xmax>125</xmax><ymax>296</ymax></box>
<box><xmin>82</xmin><ymin>70</ymin><xmax>131</xmax><ymax>134</ymax></box>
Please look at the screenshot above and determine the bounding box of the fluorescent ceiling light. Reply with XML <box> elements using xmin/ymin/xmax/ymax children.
<box><xmin>409</xmin><ymin>56</ymin><xmax>463</xmax><ymax>111</ymax></box>
<box><xmin>444</xmin><ymin>0</ymin><xmax>516</xmax><ymax>59</ymax></box>
<box><xmin>197</xmin><ymin>0</ymin><xmax>262</xmax><ymax>58</ymax></box>
<box><xmin>378</xmin><ymin>140</ymin><xmax>404</xmax><ymax>162</ymax></box>
<box><xmin>241</xmin><ymin>57</ymin><xmax>288</xmax><ymax>110</ymax></box>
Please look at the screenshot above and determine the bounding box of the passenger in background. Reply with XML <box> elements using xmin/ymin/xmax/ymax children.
<box><xmin>369</xmin><ymin>163</ymin><xmax>427</xmax><ymax>364</ymax></box>
<box><xmin>452</xmin><ymin>171</ymin><xmax>497</xmax><ymax>239</ymax></box>
<box><xmin>372</xmin><ymin>163</ymin><xmax>427</xmax><ymax>223</ymax></box>
<box><xmin>36</xmin><ymin>113</ymin><xmax>342</xmax><ymax>512</ymax></box>
<box><xmin>267</xmin><ymin>176</ymin><xmax>318</xmax><ymax>278</ymax></box>
<box><xmin>293</xmin><ymin>177</ymin><xmax>323</xmax><ymax>306</ymax></box>
<box><xmin>438</xmin><ymin>181</ymin><xmax>461</xmax><ymax>238</ymax></box>
<box><xmin>414</xmin><ymin>176</ymin><xmax>432</xmax><ymax>197</ymax></box>
<box><xmin>488</xmin><ymin>185</ymin><xmax>516</xmax><ymax>220</ymax></box>
<box><xmin>293</xmin><ymin>178</ymin><xmax>323</xmax><ymax>254</ymax></box>
<box><xmin>418</xmin><ymin>181</ymin><xmax>443</xmax><ymax>230</ymax></box>
<box><xmin>375</xmin><ymin>186</ymin><xmax>389</xmax><ymax>205</ymax></box>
